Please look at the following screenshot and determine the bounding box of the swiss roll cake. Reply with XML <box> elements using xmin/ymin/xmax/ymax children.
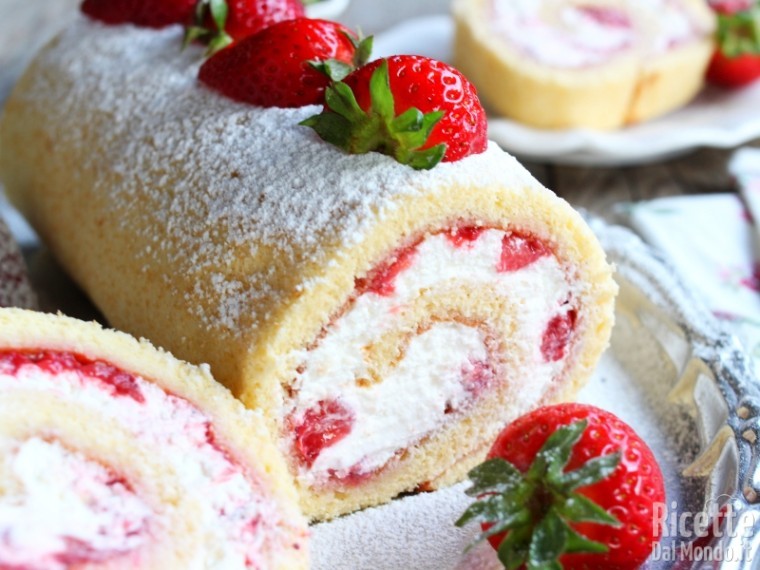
<box><xmin>0</xmin><ymin>308</ymin><xmax>308</xmax><ymax>568</ymax></box>
<box><xmin>0</xmin><ymin>17</ymin><xmax>617</xmax><ymax>520</ymax></box>
<box><xmin>453</xmin><ymin>0</ymin><xmax>715</xmax><ymax>129</ymax></box>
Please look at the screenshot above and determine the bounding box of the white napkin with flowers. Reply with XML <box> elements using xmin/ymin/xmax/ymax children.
<box><xmin>623</xmin><ymin>147</ymin><xmax>760</xmax><ymax>363</ymax></box>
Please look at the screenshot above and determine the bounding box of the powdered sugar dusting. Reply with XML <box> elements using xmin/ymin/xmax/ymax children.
<box><xmin>22</xmin><ymin>17</ymin><xmax>541</xmax><ymax>333</ymax></box>
<box><xmin>311</xmin><ymin>482</ymin><xmax>501</xmax><ymax>570</ymax></box>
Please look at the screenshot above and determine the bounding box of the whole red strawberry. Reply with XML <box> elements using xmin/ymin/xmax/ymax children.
<box><xmin>456</xmin><ymin>403</ymin><xmax>665</xmax><ymax>570</ymax></box>
<box><xmin>187</xmin><ymin>0</ymin><xmax>305</xmax><ymax>54</ymax></box>
<box><xmin>302</xmin><ymin>55</ymin><xmax>488</xmax><ymax>169</ymax></box>
<box><xmin>706</xmin><ymin>0</ymin><xmax>760</xmax><ymax>87</ymax></box>
<box><xmin>199</xmin><ymin>18</ymin><xmax>371</xmax><ymax>108</ymax></box>
<box><xmin>81</xmin><ymin>0</ymin><xmax>196</xmax><ymax>27</ymax></box>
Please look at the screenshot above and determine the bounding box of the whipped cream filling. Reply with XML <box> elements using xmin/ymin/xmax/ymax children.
<box><xmin>0</xmin><ymin>437</ymin><xmax>150</xmax><ymax>570</ymax></box>
<box><xmin>491</xmin><ymin>0</ymin><xmax>698</xmax><ymax>68</ymax></box>
<box><xmin>284</xmin><ymin>229</ymin><xmax>578</xmax><ymax>484</ymax></box>
<box><xmin>0</xmin><ymin>361</ymin><xmax>283</xmax><ymax>569</ymax></box>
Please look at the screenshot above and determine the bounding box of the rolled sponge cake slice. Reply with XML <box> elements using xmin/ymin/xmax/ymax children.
<box><xmin>0</xmin><ymin>17</ymin><xmax>617</xmax><ymax>520</ymax></box>
<box><xmin>453</xmin><ymin>0</ymin><xmax>715</xmax><ymax>129</ymax></box>
<box><xmin>0</xmin><ymin>308</ymin><xmax>308</xmax><ymax>569</ymax></box>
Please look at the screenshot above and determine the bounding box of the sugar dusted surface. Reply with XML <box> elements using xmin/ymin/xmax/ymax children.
<box><xmin>26</xmin><ymin>17</ymin><xmax>541</xmax><ymax>333</ymax></box>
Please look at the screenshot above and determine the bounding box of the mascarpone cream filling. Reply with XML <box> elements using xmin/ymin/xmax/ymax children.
<box><xmin>0</xmin><ymin>361</ymin><xmax>283</xmax><ymax>569</ymax></box>
<box><xmin>491</xmin><ymin>0</ymin><xmax>698</xmax><ymax>69</ymax></box>
<box><xmin>284</xmin><ymin>229</ymin><xmax>579</xmax><ymax>484</ymax></box>
<box><xmin>0</xmin><ymin>437</ymin><xmax>150</xmax><ymax>570</ymax></box>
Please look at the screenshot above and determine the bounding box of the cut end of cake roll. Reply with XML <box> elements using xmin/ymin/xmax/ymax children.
<box><xmin>0</xmin><ymin>308</ymin><xmax>308</xmax><ymax>570</ymax></box>
<box><xmin>0</xmin><ymin>18</ymin><xmax>616</xmax><ymax>523</ymax></box>
<box><xmin>452</xmin><ymin>0</ymin><xmax>716</xmax><ymax>130</ymax></box>
<box><xmin>263</xmin><ymin>169</ymin><xmax>617</xmax><ymax>519</ymax></box>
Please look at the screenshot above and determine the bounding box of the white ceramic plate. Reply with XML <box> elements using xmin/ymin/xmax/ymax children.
<box><xmin>372</xmin><ymin>15</ymin><xmax>760</xmax><ymax>167</ymax></box>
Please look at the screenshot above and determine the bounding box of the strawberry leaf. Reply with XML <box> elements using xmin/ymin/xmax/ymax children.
<box><xmin>354</xmin><ymin>35</ymin><xmax>373</xmax><ymax>68</ymax></box>
<box><xmin>185</xmin><ymin>0</ymin><xmax>233</xmax><ymax>56</ymax></box>
<box><xmin>564</xmin><ymin>524</ymin><xmax>610</xmax><ymax>554</ymax></box>
<box><xmin>458</xmin><ymin>419</ymin><xmax>624</xmax><ymax>567</ymax></box>
<box><xmin>301</xmin><ymin>59</ymin><xmax>447</xmax><ymax>170</ymax></box>
<box><xmin>368</xmin><ymin>61</ymin><xmax>395</xmax><ymax>120</ymax></box>
<box><xmin>556</xmin><ymin>493</ymin><xmax>621</xmax><ymax>526</ymax></box>
<box><xmin>209</xmin><ymin>0</ymin><xmax>228</xmax><ymax>32</ymax></box>
<box><xmin>463</xmin><ymin>458</ymin><xmax>524</xmax><ymax>496</ymax></box>
<box><xmin>717</xmin><ymin>5</ymin><xmax>760</xmax><ymax>57</ymax></box>
<box><xmin>528</xmin><ymin>419</ymin><xmax>586</xmax><ymax>483</ymax></box>
<box><xmin>309</xmin><ymin>33</ymin><xmax>373</xmax><ymax>83</ymax></box>
<box><xmin>528</xmin><ymin>509</ymin><xmax>567</xmax><ymax>568</ymax></box>
<box><xmin>465</xmin><ymin>505</ymin><xmax>532</xmax><ymax>547</ymax></box>
<box><xmin>497</xmin><ymin>525</ymin><xmax>532</xmax><ymax>570</ymax></box>
<box><xmin>558</xmin><ymin>451</ymin><xmax>620</xmax><ymax>492</ymax></box>
<box><xmin>310</xmin><ymin>59</ymin><xmax>355</xmax><ymax>82</ymax></box>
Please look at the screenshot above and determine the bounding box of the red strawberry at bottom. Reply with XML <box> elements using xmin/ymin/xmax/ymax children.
<box><xmin>457</xmin><ymin>403</ymin><xmax>665</xmax><ymax>570</ymax></box>
<box><xmin>199</xmin><ymin>18</ymin><xmax>369</xmax><ymax>108</ymax></box>
<box><xmin>302</xmin><ymin>55</ymin><xmax>488</xmax><ymax>170</ymax></box>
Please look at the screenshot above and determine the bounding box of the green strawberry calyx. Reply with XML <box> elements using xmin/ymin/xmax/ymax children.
<box><xmin>455</xmin><ymin>419</ymin><xmax>622</xmax><ymax>570</ymax></box>
<box><xmin>184</xmin><ymin>0</ymin><xmax>233</xmax><ymax>56</ymax></box>
<box><xmin>300</xmin><ymin>59</ymin><xmax>447</xmax><ymax>171</ymax></box>
<box><xmin>308</xmin><ymin>32</ymin><xmax>374</xmax><ymax>82</ymax></box>
<box><xmin>717</xmin><ymin>4</ymin><xmax>760</xmax><ymax>58</ymax></box>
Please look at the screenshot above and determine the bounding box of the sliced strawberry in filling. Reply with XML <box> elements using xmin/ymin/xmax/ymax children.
<box><xmin>0</xmin><ymin>350</ymin><xmax>145</xmax><ymax>403</ymax></box>
<box><xmin>577</xmin><ymin>5</ymin><xmax>631</xmax><ymax>28</ymax></box>
<box><xmin>498</xmin><ymin>232</ymin><xmax>551</xmax><ymax>272</ymax></box>
<box><xmin>355</xmin><ymin>244</ymin><xmax>418</xmax><ymax>296</ymax></box>
<box><xmin>461</xmin><ymin>359</ymin><xmax>496</xmax><ymax>398</ymax></box>
<box><xmin>292</xmin><ymin>399</ymin><xmax>354</xmax><ymax>468</ymax></box>
<box><xmin>446</xmin><ymin>225</ymin><xmax>486</xmax><ymax>247</ymax></box>
<box><xmin>541</xmin><ymin>309</ymin><xmax>578</xmax><ymax>362</ymax></box>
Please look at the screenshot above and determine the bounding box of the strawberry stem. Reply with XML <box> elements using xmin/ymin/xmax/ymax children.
<box><xmin>308</xmin><ymin>33</ymin><xmax>373</xmax><ymax>82</ymax></box>
<box><xmin>717</xmin><ymin>4</ymin><xmax>760</xmax><ymax>57</ymax></box>
<box><xmin>456</xmin><ymin>420</ymin><xmax>621</xmax><ymax>569</ymax></box>
<box><xmin>184</xmin><ymin>0</ymin><xmax>233</xmax><ymax>55</ymax></box>
<box><xmin>301</xmin><ymin>59</ymin><xmax>447</xmax><ymax>170</ymax></box>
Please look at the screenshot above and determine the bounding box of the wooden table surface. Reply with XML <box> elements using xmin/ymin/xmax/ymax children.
<box><xmin>2</xmin><ymin>0</ymin><xmax>758</xmax><ymax>223</ymax></box>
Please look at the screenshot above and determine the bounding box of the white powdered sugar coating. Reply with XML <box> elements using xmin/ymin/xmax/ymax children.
<box><xmin>0</xmin><ymin>437</ymin><xmax>150</xmax><ymax>570</ymax></box>
<box><xmin>24</xmin><ymin>16</ymin><xmax>542</xmax><ymax>333</ymax></box>
<box><xmin>0</xmin><ymin>217</ymin><xmax>35</xmax><ymax>310</ymax></box>
<box><xmin>285</xmin><ymin>229</ymin><xmax>577</xmax><ymax>483</ymax></box>
<box><xmin>0</xmin><ymin>360</ymin><xmax>287</xmax><ymax>569</ymax></box>
<box><xmin>491</xmin><ymin>0</ymin><xmax>704</xmax><ymax>68</ymax></box>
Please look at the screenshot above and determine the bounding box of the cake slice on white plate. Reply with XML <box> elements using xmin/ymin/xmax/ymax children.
<box><xmin>453</xmin><ymin>0</ymin><xmax>716</xmax><ymax>129</ymax></box>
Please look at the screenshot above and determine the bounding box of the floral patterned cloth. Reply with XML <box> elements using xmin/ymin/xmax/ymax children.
<box><xmin>623</xmin><ymin>147</ymin><xmax>760</xmax><ymax>362</ymax></box>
